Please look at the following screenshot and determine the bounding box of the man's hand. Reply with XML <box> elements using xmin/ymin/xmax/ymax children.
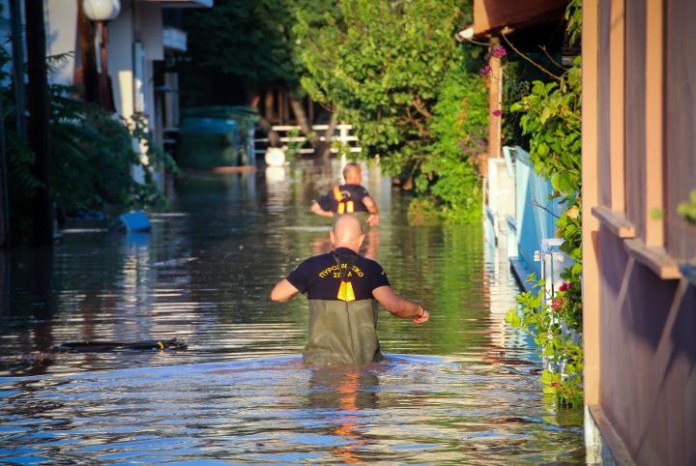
<box><xmin>412</xmin><ymin>307</ymin><xmax>430</xmax><ymax>324</ymax></box>
<box><xmin>368</xmin><ymin>213</ymin><xmax>380</xmax><ymax>226</ymax></box>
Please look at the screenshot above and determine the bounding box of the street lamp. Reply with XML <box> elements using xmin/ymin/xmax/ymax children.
<box><xmin>82</xmin><ymin>0</ymin><xmax>121</xmax><ymax>111</ymax></box>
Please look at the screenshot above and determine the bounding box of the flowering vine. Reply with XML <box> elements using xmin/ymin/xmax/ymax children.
<box><xmin>503</xmin><ymin>0</ymin><xmax>584</xmax><ymax>408</ymax></box>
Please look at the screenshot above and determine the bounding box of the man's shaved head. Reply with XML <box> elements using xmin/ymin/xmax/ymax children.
<box><xmin>331</xmin><ymin>214</ymin><xmax>365</xmax><ymax>251</ymax></box>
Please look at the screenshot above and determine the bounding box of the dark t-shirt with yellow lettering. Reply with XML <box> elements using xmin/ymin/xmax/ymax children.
<box><xmin>286</xmin><ymin>247</ymin><xmax>390</xmax><ymax>302</ymax></box>
<box><xmin>316</xmin><ymin>184</ymin><xmax>371</xmax><ymax>214</ymax></box>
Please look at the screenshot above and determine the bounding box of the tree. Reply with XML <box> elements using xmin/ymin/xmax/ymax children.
<box><xmin>421</xmin><ymin>59</ymin><xmax>488</xmax><ymax>223</ymax></box>
<box><xmin>184</xmin><ymin>0</ymin><xmax>340</xmax><ymax>154</ymax></box>
<box><xmin>295</xmin><ymin>0</ymin><xmax>469</xmax><ymax>182</ymax></box>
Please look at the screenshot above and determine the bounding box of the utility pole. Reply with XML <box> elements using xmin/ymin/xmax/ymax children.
<box><xmin>0</xmin><ymin>88</ymin><xmax>8</xmax><ymax>249</ymax></box>
<box><xmin>24</xmin><ymin>0</ymin><xmax>54</xmax><ymax>245</ymax></box>
<box><xmin>1</xmin><ymin>0</ymin><xmax>29</xmax><ymax>249</ymax></box>
<box><xmin>9</xmin><ymin>0</ymin><xmax>27</xmax><ymax>142</ymax></box>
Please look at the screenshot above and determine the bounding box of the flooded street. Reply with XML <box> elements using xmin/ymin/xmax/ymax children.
<box><xmin>0</xmin><ymin>162</ymin><xmax>585</xmax><ymax>464</ymax></box>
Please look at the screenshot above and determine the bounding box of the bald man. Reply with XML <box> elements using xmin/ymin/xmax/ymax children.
<box><xmin>271</xmin><ymin>214</ymin><xmax>429</xmax><ymax>365</ymax></box>
<box><xmin>310</xmin><ymin>162</ymin><xmax>380</xmax><ymax>227</ymax></box>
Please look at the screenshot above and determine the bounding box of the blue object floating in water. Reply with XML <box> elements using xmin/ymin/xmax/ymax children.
<box><xmin>119</xmin><ymin>210</ymin><xmax>151</xmax><ymax>232</ymax></box>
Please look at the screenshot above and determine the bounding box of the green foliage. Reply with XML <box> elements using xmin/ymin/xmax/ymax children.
<box><xmin>510</xmin><ymin>63</ymin><xmax>582</xmax><ymax>274</ymax></box>
<box><xmin>296</xmin><ymin>0</ymin><xmax>487</xmax><ymax>224</ymax></box>
<box><xmin>677</xmin><ymin>189</ymin><xmax>696</xmax><ymax>224</ymax></box>
<box><xmin>407</xmin><ymin>197</ymin><xmax>444</xmax><ymax>226</ymax></box>
<box><xmin>186</xmin><ymin>0</ymin><xmax>487</xmax><ymax>225</ymax></box>
<box><xmin>510</xmin><ymin>64</ymin><xmax>582</xmax><ymax>199</ymax></box>
<box><xmin>2</xmin><ymin>55</ymin><xmax>174</xmax><ymax>244</ymax></box>
<box><xmin>505</xmin><ymin>0</ymin><xmax>584</xmax><ymax>407</ymax></box>
<box><xmin>296</xmin><ymin>0</ymin><xmax>469</xmax><ymax>178</ymax></box>
<box><xmin>185</xmin><ymin>0</ymin><xmax>338</xmax><ymax>96</ymax></box>
<box><xmin>506</xmin><ymin>276</ymin><xmax>583</xmax><ymax>408</ymax></box>
<box><xmin>283</xmin><ymin>127</ymin><xmax>306</xmax><ymax>161</ymax></box>
<box><xmin>650</xmin><ymin>207</ymin><xmax>664</xmax><ymax>220</ymax></box>
<box><xmin>565</xmin><ymin>0</ymin><xmax>583</xmax><ymax>48</ymax></box>
<box><xmin>47</xmin><ymin>88</ymin><xmax>175</xmax><ymax>216</ymax></box>
<box><xmin>49</xmin><ymin>91</ymin><xmax>131</xmax><ymax>213</ymax></box>
<box><xmin>421</xmin><ymin>60</ymin><xmax>487</xmax><ymax>224</ymax></box>
<box><xmin>500</xmin><ymin>61</ymin><xmax>531</xmax><ymax>146</ymax></box>
<box><xmin>331</xmin><ymin>140</ymin><xmax>354</xmax><ymax>162</ymax></box>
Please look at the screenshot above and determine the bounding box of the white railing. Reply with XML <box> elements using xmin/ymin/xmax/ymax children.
<box><xmin>254</xmin><ymin>124</ymin><xmax>361</xmax><ymax>156</ymax></box>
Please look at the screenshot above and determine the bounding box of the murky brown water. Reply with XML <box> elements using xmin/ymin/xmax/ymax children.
<box><xmin>0</xmin><ymin>161</ymin><xmax>585</xmax><ymax>464</ymax></box>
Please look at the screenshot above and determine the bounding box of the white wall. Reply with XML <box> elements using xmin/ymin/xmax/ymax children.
<box><xmin>44</xmin><ymin>0</ymin><xmax>78</xmax><ymax>86</ymax></box>
<box><xmin>109</xmin><ymin>0</ymin><xmax>135</xmax><ymax>118</ymax></box>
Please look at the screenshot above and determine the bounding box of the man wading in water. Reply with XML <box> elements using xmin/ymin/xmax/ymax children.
<box><xmin>310</xmin><ymin>162</ymin><xmax>380</xmax><ymax>228</ymax></box>
<box><xmin>270</xmin><ymin>214</ymin><xmax>429</xmax><ymax>365</ymax></box>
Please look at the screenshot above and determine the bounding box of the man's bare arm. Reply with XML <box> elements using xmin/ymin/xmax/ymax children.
<box><xmin>363</xmin><ymin>196</ymin><xmax>380</xmax><ymax>226</ymax></box>
<box><xmin>270</xmin><ymin>279</ymin><xmax>300</xmax><ymax>302</ymax></box>
<box><xmin>310</xmin><ymin>201</ymin><xmax>335</xmax><ymax>218</ymax></box>
<box><xmin>372</xmin><ymin>286</ymin><xmax>429</xmax><ymax>323</ymax></box>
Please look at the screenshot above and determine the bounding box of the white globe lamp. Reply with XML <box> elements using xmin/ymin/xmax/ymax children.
<box><xmin>82</xmin><ymin>0</ymin><xmax>121</xmax><ymax>21</ymax></box>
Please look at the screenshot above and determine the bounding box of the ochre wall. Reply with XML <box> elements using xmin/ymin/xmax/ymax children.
<box><xmin>597</xmin><ymin>228</ymin><xmax>695</xmax><ymax>465</ymax></box>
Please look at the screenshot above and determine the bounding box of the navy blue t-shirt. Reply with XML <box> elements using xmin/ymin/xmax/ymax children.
<box><xmin>316</xmin><ymin>184</ymin><xmax>371</xmax><ymax>213</ymax></box>
<box><xmin>286</xmin><ymin>247</ymin><xmax>390</xmax><ymax>301</ymax></box>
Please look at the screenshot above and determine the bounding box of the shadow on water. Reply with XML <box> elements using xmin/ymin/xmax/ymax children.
<box><xmin>0</xmin><ymin>161</ymin><xmax>585</xmax><ymax>464</ymax></box>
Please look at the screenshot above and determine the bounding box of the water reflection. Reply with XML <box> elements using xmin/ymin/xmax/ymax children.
<box><xmin>307</xmin><ymin>365</ymin><xmax>379</xmax><ymax>464</ymax></box>
<box><xmin>0</xmin><ymin>161</ymin><xmax>585</xmax><ymax>463</ymax></box>
<box><xmin>0</xmin><ymin>355</ymin><xmax>584</xmax><ymax>464</ymax></box>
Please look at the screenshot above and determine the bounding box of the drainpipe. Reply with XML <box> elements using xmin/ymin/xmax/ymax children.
<box><xmin>9</xmin><ymin>0</ymin><xmax>27</xmax><ymax>142</ymax></box>
<box><xmin>487</xmin><ymin>37</ymin><xmax>503</xmax><ymax>168</ymax></box>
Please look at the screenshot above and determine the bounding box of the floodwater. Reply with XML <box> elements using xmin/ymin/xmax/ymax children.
<box><xmin>0</xmin><ymin>161</ymin><xmax>585</xmax><ymax>464</ymax></box>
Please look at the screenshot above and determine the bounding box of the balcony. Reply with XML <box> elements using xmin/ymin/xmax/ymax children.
<box><xmin>139</xmin><ymin>0</ymin><xmax>213</xmax><ymax>8</ymax></box>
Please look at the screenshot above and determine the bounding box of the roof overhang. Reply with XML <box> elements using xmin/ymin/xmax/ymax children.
<box><xmin>473</xmin><ymin>0</ymin><xmax>568</xmax><ymax>37</ymax></box>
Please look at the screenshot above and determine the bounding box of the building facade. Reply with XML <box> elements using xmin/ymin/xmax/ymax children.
<box><xmin>1</xmin><ymin>0</ymin><xmax>212</xmax><ymax>182</ymax></box>
<box><xmin>472</xmin><ymin>0</ymin><xmax>695</xmax><ymax>463</ymax></box>
<box><xmin>582</xmin><ymin>0</ymin><xmax>696</xmax><ymax>464</ymax></box>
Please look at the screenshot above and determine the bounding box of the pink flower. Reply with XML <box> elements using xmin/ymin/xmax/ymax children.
<box><xmin>552</xmin><ymin>297</ymin><xmax>564</xmax><ymax>312</ymax></box>
<box><xmin>491</xmin><ymin>109</ymin><xmax>502</xmax><ymax>117</ymax></box>
<box><xmin>479</xmin><ymin>65</ymin><xmax>492</xmax><ymax>76</ymax></box>
<box><xmin>551</xmin><ymin>381</ymin><xmax>558</xmax><ymax>388</ymax></box>
<box><xmin>492</xmin><ymin>45</ymin><xmax>507</xmax><ymax>58</ymax></box>
<box><xmin>559</xmin><ymin>282</ymin><xmax>568</xmax><ymax>292</ymax></box>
